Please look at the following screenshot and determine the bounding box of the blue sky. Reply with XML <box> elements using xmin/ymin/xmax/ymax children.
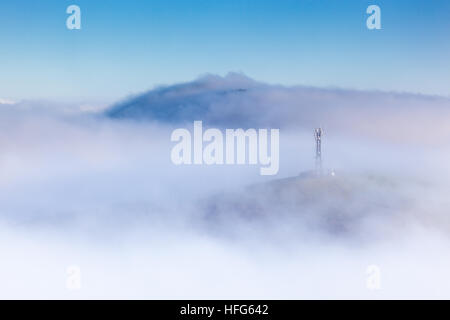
<box><xmin>0</xmin><ymin>0</ymin><xmax>449</xmax><ymax>103</ymax></box>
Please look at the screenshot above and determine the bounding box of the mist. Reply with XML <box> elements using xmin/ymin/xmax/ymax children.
<box><xmin>1</xmin><ymin>74</ymin><xmax>450</xmax><ymax>299</ymax></box>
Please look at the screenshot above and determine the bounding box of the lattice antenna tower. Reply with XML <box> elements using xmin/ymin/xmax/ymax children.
<box><xmin>314</xmin><ymin>128</ymin><xmax>323</xmax><ymax>175</ymax></box>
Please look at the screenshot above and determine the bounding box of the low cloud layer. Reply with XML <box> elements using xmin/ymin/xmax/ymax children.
<box><xmin>1</xmin><ymin>74</ymin><xmax>450</xmax><ymax>298</ymax></box>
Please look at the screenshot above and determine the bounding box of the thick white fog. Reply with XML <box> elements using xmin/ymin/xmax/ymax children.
<box><xmin>1</xmin><ymin>74</ymin><xmax>450</xmax><ymax>299</ymax></box>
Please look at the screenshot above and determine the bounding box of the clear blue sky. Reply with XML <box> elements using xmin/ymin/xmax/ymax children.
<box><xmin>0</xmin><ymin>0</ymin><xmax>449</xmax><ymax>103</ymax></box>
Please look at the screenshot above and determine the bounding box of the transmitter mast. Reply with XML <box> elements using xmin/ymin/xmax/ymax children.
<box><xmin>314</xmin><ymin>128</ymin><xmax>323</xmax><ymax>175</ymax></box>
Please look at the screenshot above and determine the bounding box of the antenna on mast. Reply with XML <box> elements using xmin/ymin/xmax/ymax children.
<box><xmin>314</xmin><ymin>128</ymin><xmax>323</xmax><ymax>176</ymax></box>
